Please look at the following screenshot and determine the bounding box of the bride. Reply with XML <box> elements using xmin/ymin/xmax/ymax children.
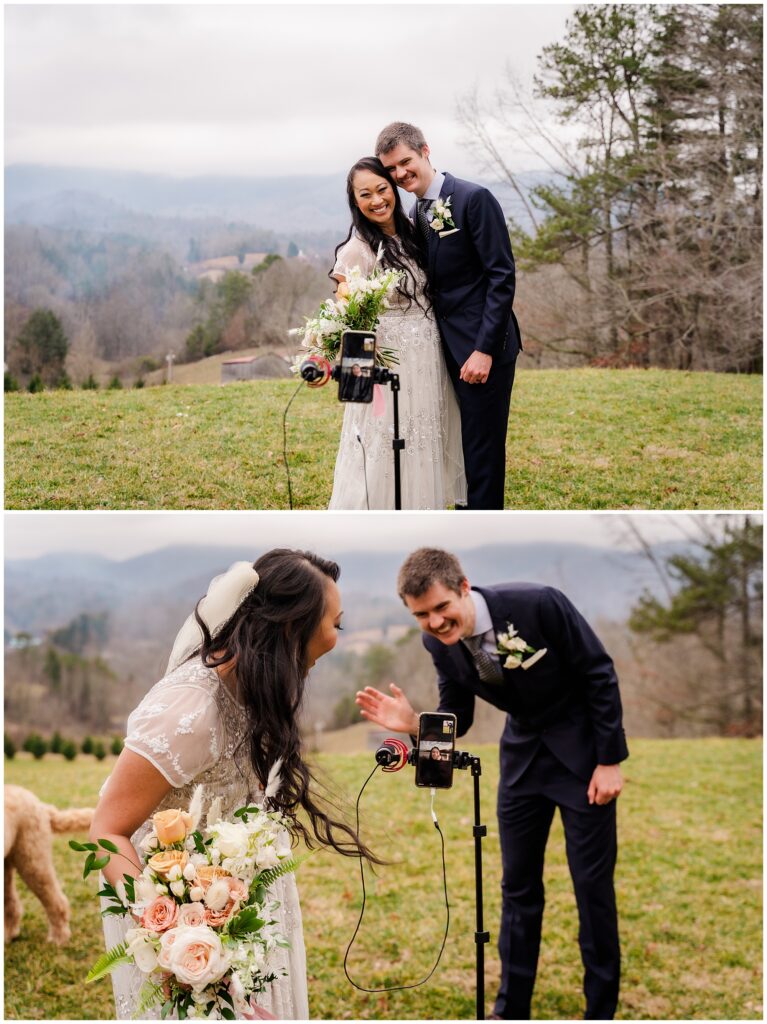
<box><xmin>90</xmin><ymin>549</ymin><xmax>378</xmax><ymax>1019</ymax></box>
<box><xmin>328</xmin><ymin>157</ymin><xmax>466</xmax><ymax>510</ymax></box>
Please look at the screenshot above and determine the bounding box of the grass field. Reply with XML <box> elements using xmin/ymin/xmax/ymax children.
<box><xmin>4</xmin><ymin>738</ymin><xmax>762</xmax><ymax>1020</ymax></box>
<box><xmin>4</xmin><ymin>368</ymin><xmax>762</xmax><ymax>509</ymax></box>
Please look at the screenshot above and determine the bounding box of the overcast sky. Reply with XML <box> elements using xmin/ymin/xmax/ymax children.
<box><xmin>5</xmin><ymin>3</ymin><xmax>575</xmax><ymax>177</ymax></box>
<box><xmin>4</xmin><ymin>511</ymin><xmax>727</xmax><ymax>561</ymax></box>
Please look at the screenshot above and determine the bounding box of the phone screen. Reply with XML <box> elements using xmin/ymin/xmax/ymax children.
<box><xmin>415</xmin><ymin>712</ymin><xmax>456</xmax><ymax>789</ymax></box>
<box><xmin>337</xmin><ymin>331</ymin><xmax>376</xmax><ymax>403</ymax></box>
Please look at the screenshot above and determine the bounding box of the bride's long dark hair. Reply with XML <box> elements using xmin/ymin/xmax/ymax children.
<box><xmin>195</xmin><ymin>548</ymin><xmax>380</xmax><ymax>863</ymax></box>
<box><xmin>332</xmin><ymin>156</ymin><xmax>432</xmax><ymax>315</ymax></box>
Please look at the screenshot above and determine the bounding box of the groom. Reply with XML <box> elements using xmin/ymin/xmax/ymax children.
<box><xmin>375</xmin><ymin>122</ymin><xmax>521</xmax><ymax>510</ymax></box>
<box><xmin>356</xmin><ymin>548</ymin><xmax>628</xmax><ymax>1019</ymax></box>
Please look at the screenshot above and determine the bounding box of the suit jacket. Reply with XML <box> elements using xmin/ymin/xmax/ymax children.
<box><xmin>422</xmin><ymin>583</ymin><xmax>629</xmax><ymax>785</ymax></box>
<box><xmin>414</xmin><ymin>172</ymin><xmax>521</xmax><ymax>368</ymax></box>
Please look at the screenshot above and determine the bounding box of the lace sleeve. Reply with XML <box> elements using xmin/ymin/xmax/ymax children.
<box><xmin>124</xmin><ymin>681</ymin><xmax>224</xmax><ymax>787</ymax></box>
<box><xmin>332</xmin><ymin>235</ymin><xmax>377</xmax><ymax>280</ymax></box>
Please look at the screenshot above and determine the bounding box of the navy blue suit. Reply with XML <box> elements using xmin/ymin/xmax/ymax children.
<box><xmin>422</xmin><ymin>584</ymin><xmax>628</xmax><ymax>1019</ymax></box>
<box><xmin>415</xmin><ymin>173</ymin><xmax>520</xmax><ymax>509</ymax></box>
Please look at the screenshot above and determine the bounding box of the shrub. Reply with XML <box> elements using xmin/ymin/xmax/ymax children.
<box><xmin>81</xmin><ymin>735</ymin><xmax>94</xmax><ymax>755</ymax></box>
<box><xmin>22</xmin><ymin>732</ymin><xmax>44</xmax><ymax>753</ymax></box>
<box><xmin>30</xmin><ymin>736</ymin><xmax>48</xmax><ymax>760</ymax></box>
<box><xmin>93</xmin><ymin>741</ymin><xmax>107</xmax><ymax>761</ymax></box>
<box><xmin>134</xmin><ymin>377</ymin><xmax>145</xmax><ymax>389</ymax></box>
<box><xmin>50</xmin><ymin>731</ymin><xmax>63</xmax><ymax>754</ymax></box>
<box><xmin>110</xmin><ymin>735</ymin><xmax>124</xmax><ymax>756</ymax></box>
<box><xmin>56</xmin><ymin>372</ymin><xmax>74</xmax><ymax>390</ymax></box>
<box><xmin>5</xmin><ymin>372</ymin><xmax>19</xmax><ymax>393</ymax></box>
<box><xmin>107</xmin><ymin>375</ymin><xmax>123</xmax><ymax>390</ymax></box>
<box><xmin>27</xmin><ymin>374</ymin><xmax>44</xmax><ymax>393</ymax></box>
<box><xmin>82</xmin><ymin>374</ymin><xmax>99</xmax><ymax>390</ymax></box>
<box><xmin>62</xmin><ymin>741</ymin><xmax>77</xmax><ymax>761</ymax></box>
<box><xmin>5</xmin><ymin>734</ymin><xmax>16</xmax><ymax>759</ymax></box>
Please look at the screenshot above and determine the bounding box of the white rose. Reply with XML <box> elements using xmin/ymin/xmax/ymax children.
<box><xmin>204</xmin><ymin>879</ymin><xmax>231</xmax><ymax>911</ymax></box>
<box><xmin>432</xmin><ymin>218</ymin><xmax>444</xmax><ymax>231</ymax></box>
<box><xmin>170</xmin><ymin>879</ymin><xmax>186</xmax><ymax>898</ymax></box>
<box><xmin>255</xmin><ymin>845</ymin><xmax>279</xmax><ymax>870</ymax></box>
<box><xmin>183</xmin><ymin>862</ymin><xmax>198</xmax><ymax>881</ymax></box>
<box><xmin>509</xmin><ymin>636</ymin><xmax>528</xmax><ymax>652</ymax></box>
<box><xmin>139</xmin><ymin>833</ymin><xmax>159</xmax><ymax>853</ymax></box>
<box><xmin>212</xmin><ymin>821</ymin><xmax>250</xmax><ymax>859</ymax></box>
<box><xmin>125</xmin><ymin>927</ymin><xmax>159</xmax><ymax>974</ymax></box>
<box><xmin>189</xmin><ymin>885</ymin><xmax>205</xmax><ymax>902</ymax></box>
<box><xmin>504</xmin><ymin>654</ymin><xmax>522</xmax><ymax>670</ymax></box>
<box><xmin>161</xmin><ymin>926</ymin><xmax>231</xmax><ymax>992</ymax></box>
<box><xmin>168</xmin><ymin>864</ymin><xmax>183</xmax><ymax>881</ymax></box>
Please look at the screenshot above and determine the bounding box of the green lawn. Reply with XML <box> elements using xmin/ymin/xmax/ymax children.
<box><xmin>4</xmin><ymin>738</ymin><xmax>762</xmax><ymax>1019</ymax></box>
<box><xmin>4</xmin><ymin>368</ymin><xmax>762</xmax><ymax>509</ymax></box>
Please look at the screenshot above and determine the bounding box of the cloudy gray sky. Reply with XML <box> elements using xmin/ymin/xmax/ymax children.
<box><xmin>5</xmin><ymin>3</ymin><xmax>575</xmax><ymax>177</ymax></box>
<box><xmin>4</xmin><ymin>511</ymin><xmax>719</xmax><ymax>561</ymax></box>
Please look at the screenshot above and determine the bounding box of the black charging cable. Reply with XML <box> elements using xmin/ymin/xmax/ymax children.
<box><xmin>282</xmin><ymin>380</ymin><xmax>305</xmax><ymax>510</ymax></box>
<box><xmin>343</xmin><ymin>764</ymin><xmax>450</xmax><ymax>993</ymax></box>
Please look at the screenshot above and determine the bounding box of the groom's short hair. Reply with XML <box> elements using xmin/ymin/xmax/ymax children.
<box><xmin>398</xmin><ymin>548</ymin><xmax>466</xmax><ymax>601</ymax></box>
<box><xmin>375</xmin><ymin>121</ymin><xmax>428</xmax><ymax>157</ymax></box>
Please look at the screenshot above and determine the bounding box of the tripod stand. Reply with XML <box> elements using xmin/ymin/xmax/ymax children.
<box><xmin>454</xmin><ymin>750</ymin><xmax>490</xmax><ymax>1020</ymax></box>
<box><xmin>330</xmin><ymin>364</ymin><xmax>405</xmax><ymax>510</ymax></box>
<box><xmin>406</xmin><ymin>747</ymin><xmax>489</xmax><ymax>1018</ymax></box>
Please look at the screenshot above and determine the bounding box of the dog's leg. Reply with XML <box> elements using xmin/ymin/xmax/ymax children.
<box><xmin>4</xmin><ymin>860</ymin><xmax>23</xmax><ymax>942</ymax></box>
<box><xmin>16</xmin><ymin>850</ymin><xmax>71</xmax><ymax>945</ymax></box>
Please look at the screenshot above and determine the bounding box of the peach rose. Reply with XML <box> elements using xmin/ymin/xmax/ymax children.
<box><xmin>195</xmin><ymin>864</ymin><xmax>231</xmax><ymax>891</ymax></box>
<box><xmin>159</xmin><ymin>926</ymin><xmax>231</xmax><ymax>991</ymax></box>
<box><xmin>153</xmin><ymin>808</ymin><xmax>194</xmax><ymax>845</ymax></box>
<box><xmin>204</xmin><ymin>877</ymin><xmax>248</xmax><ymax>928</ymax></box>
<box><xmin>336</xmin><ymin>281</ymin><xmax>350</xmax><ymax>301</ymax></box>
<box><xmin>156</xmin><ymin>928</ymin><xmax>178</xmax><ymax>971</ymax></box>
<box><xmin>148</xmin><ymin>849</ymin><xmax>189</xmax><ymax>880</ymax></box>
<box><xmin>176</xmin><ymin>902</ymin><xmax>207</xmax><ymax>928</ymax></box>
<box><xmin>141</xmin><ymin>895</ymin><xmax>179</xmax><ymax>933</ymax></box>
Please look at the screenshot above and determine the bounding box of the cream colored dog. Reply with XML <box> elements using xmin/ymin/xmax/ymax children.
<box><xmin>4</xmin><ymin>784</ymin><xmax>94</xmax><ymax>945</ymax></box>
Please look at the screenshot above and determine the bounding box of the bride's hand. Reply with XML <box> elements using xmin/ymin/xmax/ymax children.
<box><xmin>355</xmin><ymin>683</ymin><xmax>419</xmax><ymax>735</ymax></box>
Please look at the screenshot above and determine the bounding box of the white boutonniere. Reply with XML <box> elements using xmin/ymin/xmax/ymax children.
<box><xmin>497</xmin><ymin>623</ymin><xmax>548</xmax><ymax>671</ymax></box>
<box><xmin>429</xmin><ymin>195</ymin><xmax>456</xmax><ymax>234</ymax></box>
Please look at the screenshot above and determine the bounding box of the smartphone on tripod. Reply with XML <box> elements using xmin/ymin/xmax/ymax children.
<box><xmin>415</xmin><ymin>712</ymin><xmax>457</xmax><ymax>789</ymax></box>
<box><xmin>337</xmin><ymin>330</ymin><xmax>376</xmax><ymax>403</ymax></box>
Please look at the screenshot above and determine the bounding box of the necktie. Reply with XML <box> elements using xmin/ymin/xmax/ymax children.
<box><xmin>463</xmin><ymin>634</ymin><xmax>503</xmax><ymax>685</ymax></box>
<box><xmin>416</xmin><ymin>198</ymin><xmax>431</xmax><ymax>244</ymax></box>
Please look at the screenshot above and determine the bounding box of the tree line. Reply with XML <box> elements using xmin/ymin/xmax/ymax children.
<box><xmin>4</xmin><ymin>226</ymin><xmax>331</xmax><ymax>389</ymax></box>
<box><xmin>460</xmin><ymin>4</ymin><xmax>762</xmax><ymax>371</ymax></box>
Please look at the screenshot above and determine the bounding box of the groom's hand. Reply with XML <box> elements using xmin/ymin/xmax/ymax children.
<box><xmin>587</xmin><ymin>764</ymin><xmax>623</xmax><ymax>805</ymax></box>
<box><xmin>460</xmin><ymin>350</ymin><xmax>493</xmax><ymax>384</ymax></box>
<box><xmin>355</xmin><ymin>683</ymin><xmax>419</xmax><ymax>735</ymax></box>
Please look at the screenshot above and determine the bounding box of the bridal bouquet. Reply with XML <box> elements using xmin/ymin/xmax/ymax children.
<box><xmin>290</xmin><ymin>259</ymin><xmax>403</xmax><ymax>371</ymax></box>
<box><xmin>71</xmin><ymin>787</ymin><xmax>300</xmax><ymax>1020</ymax></box>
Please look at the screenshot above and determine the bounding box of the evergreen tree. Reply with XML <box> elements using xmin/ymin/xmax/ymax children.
<box><xmin>16</xmin><ymin>309</ymin><xmax>69</xmax><ymax>386</ymax></box>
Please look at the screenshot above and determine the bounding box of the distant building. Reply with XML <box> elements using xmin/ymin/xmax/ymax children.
<box><xmin>187</xmin><ymin>253</ymin><xmax>269</xmax><ymax>283</ymax></box>
<box><xmin>220</xmin><ymin>353</ymin><xmax>292</xmax><ymax>383</ymax></box>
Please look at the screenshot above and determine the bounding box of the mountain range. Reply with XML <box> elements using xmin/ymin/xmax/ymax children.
<box><xmin>5</xmin><ymin>163</ymin><xmax>549</xmax><ymax>240</ymax></box>
<box><xmin>5</xmin><ymin>539</ymin><xmax>678</xmax><ymax>644</ymax></box>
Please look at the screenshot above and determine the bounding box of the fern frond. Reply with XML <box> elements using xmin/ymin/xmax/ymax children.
<box><xmin>256</xmin><ymin>853</ymin><xmax>308</xmax><ymax>889</ymax></box>
<box><xmin>133</xmin><ymin>979</ymin><xmax>165</xmax><ymax>1018</ymax></box>
<box><xmin>86</xmin><ymin>941</ymin><xmax>130</xmax><ymax>983</ymax></box>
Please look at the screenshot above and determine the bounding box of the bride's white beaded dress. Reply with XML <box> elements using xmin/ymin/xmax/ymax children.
<box><xmin>328</xmin><ymin>233</ymin><xmax>467</xmax><ymax>510</ymax></box>
<box><xmin>100</xmin><ymin>658</ymin><xmax>309</xmax><ymax>1020</ymax></box>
